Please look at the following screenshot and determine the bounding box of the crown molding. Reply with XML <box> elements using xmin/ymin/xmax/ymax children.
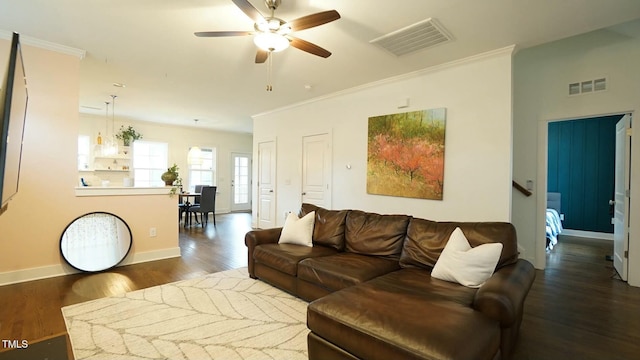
<box><xmin>0</xmin><ymin>29</ymin><xmax>86</xmax><ymax>59</ymax></box>
<box><xmin>253</xmin><ymin>45</ymin><xmax>516</xmax><ymax>119</ymax></box>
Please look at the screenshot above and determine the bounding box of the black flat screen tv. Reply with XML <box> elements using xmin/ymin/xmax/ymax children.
<box><xmin>0</xmin><ymin>32</ymin><xmax>28</xmax><ymax>215</ymax></box>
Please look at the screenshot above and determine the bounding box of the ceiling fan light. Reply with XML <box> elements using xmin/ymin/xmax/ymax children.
<box><xmin>256</xmin><ymin>20</ymin><xmax>269</xmax><ymax>32</ymax></box>
<box><xmin>268</xmin><ymin>19</ymin><xmax>281</xmax><ymax>30</ymax></box>
<box><xmin>254</xmin><ymin>32</ymin><xmax>290</xmax><ymax>52</ymax></box>
<box><xmin>278</xmin><ymin>24</ymin><xmax>292</xmax><ymax>35</ymax></box>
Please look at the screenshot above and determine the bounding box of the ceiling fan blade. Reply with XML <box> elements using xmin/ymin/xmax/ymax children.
<box><xmin>289</xmin><ymin>37</ymin><xmax>332</xmax><ymax>58</ymax></box>
<box><xmin>255</xmin><ymin>50</ymin><xmax>270</xmax><ymax>63</ymax></box>
<box><xmin>288</xmin><ymin>10</ymin><xmax>340</xmax><ymax>32</ymax></box>
<box><xmin>232</xmin><ymin>0</ymin><xmax>265</xmax><ymax>23</ymax></box>
<box><xmin>195</xmin><ymin>31</ymin><xmax>252</xmax><ymax>37</ymax></box>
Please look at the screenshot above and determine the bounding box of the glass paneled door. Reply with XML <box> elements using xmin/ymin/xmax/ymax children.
<box><xmin>231</xmin><ymin>153</ymin><xmax>252</xmax><ymax>212</ymax></box>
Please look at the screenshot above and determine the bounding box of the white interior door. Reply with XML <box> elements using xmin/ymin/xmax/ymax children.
<box><xmin>231</xmin><ymin>153</ymin><xmax>251</xmax><ymax>212</ymax></box>
<box><xmin>302</xmin><ymin>133</ymin><xmax>331</xmax><ymax>208</ymax></box>
<box><xmin>613</xmin><ymin>114</ymin><xmax>631</xmax><ymax>280</ymax></box>
<box><xmin>258</xmin><ymin>141</ymin><xmax>276</xmax><ymax>228</ymax></box>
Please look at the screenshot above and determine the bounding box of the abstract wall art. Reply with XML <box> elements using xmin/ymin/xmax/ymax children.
<box><xmin>367</xmin><ymin>108</ymin><xmax>446</xmax><ymax>200</ymax></box>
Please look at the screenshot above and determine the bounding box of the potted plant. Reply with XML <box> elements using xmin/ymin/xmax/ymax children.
<box><xmin>115</xmin><ymin>125</ymin><xmax>142</xmax><ymax>146</ymax></box>
<box><xmin>162</xmin><ymin>163</ymin><xmax>181</xmax><ymax>186</ymax></box>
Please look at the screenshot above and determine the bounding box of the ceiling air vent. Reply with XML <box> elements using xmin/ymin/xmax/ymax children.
<box><xmin>370</xmin><ymin>18</ymin><xmax>452</xmax><ymax>56</ymax></box>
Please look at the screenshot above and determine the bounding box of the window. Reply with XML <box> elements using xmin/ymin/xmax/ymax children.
<box><xmin>78</xmin><ymin>135</ymin><xmax>90</xmax><ymax>170</ymax></box>
<box><xmin>132</xmin><ymin>140</ymin><xmax>168</xmax><ymax>187</ymax></box>
<box><xmin>188</xmin><ymin>147</ymin><xmax>216</xmax><ymax>192</ymax></box>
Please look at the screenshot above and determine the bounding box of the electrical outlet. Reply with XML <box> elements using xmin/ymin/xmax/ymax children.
<box><xmin>560</xmin><ymin>214</ymin><xmax>565</xmax><ymax>221</ymax></box>
<box><xmin>150</xmin><ymin>227</ymin><xmax>157</xmax><ymax>237</ymax></box>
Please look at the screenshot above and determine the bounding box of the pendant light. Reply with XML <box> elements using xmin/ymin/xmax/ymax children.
<box><xmin>103</xmin><ymin>95</ymin><xmax>119</xmax><ymax>156</ymax></box>
<box><xmin>101</xmin><ymin>99</ymin><xmax>118</xmax><ymax>156</ymax></box>
<box><xmin>188</xmin><ymin>119</ymin><xmax>202</xmax><ymax>165</ymax></box>
<box><xmin>100</xmin><ymin>100</ymin><xmax>110</xmax><ymax>154</ymax></box>
<box><xmin>188</xmin><ymin>146</ymin><xmax>202</xmax><ymax>165</ymax></box>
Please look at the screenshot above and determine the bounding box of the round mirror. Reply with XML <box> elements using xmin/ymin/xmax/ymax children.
<box><xmin>60</xmin><ymin>212</ymin><xmax>132</xmax><ymax>272</ymax></box>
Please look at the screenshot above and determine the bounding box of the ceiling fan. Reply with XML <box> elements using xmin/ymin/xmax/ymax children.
<box><xmin>195</xmin><ymin>0</ymin><xmax>340</xmax><ymax>63</ymax></box>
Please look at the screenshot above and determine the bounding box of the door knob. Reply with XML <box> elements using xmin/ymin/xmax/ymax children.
<box><xmin>302</xmin><ymin>192</ymin><xmax>307</xmax><ymax>195</ymax></box>
<box><xmin>609</xmin><ymin>200</ymin><xmax>615</xmax><ymax>205</ymax></box>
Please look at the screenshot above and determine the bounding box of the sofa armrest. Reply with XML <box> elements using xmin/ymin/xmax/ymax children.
<box><xmin>245</xmin><ymin>227</ymin><xmax>283</xmax><ymax>247</ymax></box>
<box><xmin>245</xmin><ymin>228</ymin><xmax>283</xmax><ymax>278</ymax></box>
<box><xmin>472</xmin><ymin>259</ymin><xmax>536</xmax><ymax>327</ymax></box>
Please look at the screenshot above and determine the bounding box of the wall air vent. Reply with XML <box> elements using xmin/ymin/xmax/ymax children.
<box><xmin>370</xmin><ymin>18</ymin><xmax>452</xmax><ymax>56</ymax></box>
<box><xmin>569</xmin><ymin>77</ymin><xmax>607</xmax><ymax>96</ymax></box>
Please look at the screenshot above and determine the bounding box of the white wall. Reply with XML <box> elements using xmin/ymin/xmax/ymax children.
<box><xmin>79</xmin><ymin>115</ymin><xmax>253</xmax><ymax>214</ymax></box>
<box><xmin>252</xmin><ymin>47</ymin><xmax>514</xmax><ymax>227</ymax></box>
<box><xmin>512</xmin><ymin>19</ymin><xmax>640</xmax><ymax>286</ymax></box>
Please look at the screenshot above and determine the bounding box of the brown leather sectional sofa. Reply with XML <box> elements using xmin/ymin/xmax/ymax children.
<box><xmin>245</xmin><ymin>203</ymin><xmax>536</xmax><ymax>360</ymax></box>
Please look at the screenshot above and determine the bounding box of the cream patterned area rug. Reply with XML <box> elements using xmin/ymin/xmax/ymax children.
<box><xmin>62</xmin><ymin>268</ymin><xmax>309</xmax><ymax>360</ymax></box>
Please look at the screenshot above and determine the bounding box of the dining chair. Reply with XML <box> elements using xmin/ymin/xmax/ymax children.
<box><xmin>178</xmin><ymin>193</ymin><xmax>195</xmax><ymax>223</ymax></box>
<box><xmin>189</xmin><ymin>184</ymin><xmax>204</xmax><ymax>224</ymax></box>
<box><xmin>194</xmin><ymin>184</ymin><xmax>204</xmax><ymax>204</ymax></box>
<box><xmin>178</xmin><ymin>201</ymin><xmax>187</xmax><ymax>222</ymax></box>
<box><xmin>187</xmin><ymin>185</ymin><xmax>217</xmax><ymax>227</ymax></box>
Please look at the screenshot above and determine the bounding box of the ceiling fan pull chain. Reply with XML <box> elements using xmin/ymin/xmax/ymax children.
<box><xmin>266</xmin><ymin>52</ymin><xmax>273</xmax><ymax>91</ymax></box>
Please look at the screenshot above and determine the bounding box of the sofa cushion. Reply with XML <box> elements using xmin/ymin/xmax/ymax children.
<box><xmin>307</xmin><ymin>268</ymin><xmax>500</xmax><ymax>360</ymax></box>
<box><xmin>278</xmin><ymin>211</ymin><xmax>315</xmax><ymax>247</ymax></box>
<box><xmin>431</xmin><ymin>227</ymin><xmax>503</xmax><ymax>288</ymax></box>
<box><xmin>370</xmin><ymin>268</ymin><xmax>479</xmax><ymax>305</ymax></box>
<box><xmin>300</xmin><ymin>203</ymin><xmax>348</xmax><ymax>251</ymax></box>
<box><xmin>298</xmin><ymin>253</ymin><xmax>400</xmax><ymax>292</ymax></box>
<box><xmin>253</xmin><ymin>243</ymin><xmax>337</xmax><ymax>276</ymax></box>
<box><xmin>345</xmin><ymin>210</ymin><xmax>411</xmax><ymax>260</ymax></box>
<box><xmin>400</xmin><ymin>218</ymin><xmax>519</xmax><ymax>270</ymax></box>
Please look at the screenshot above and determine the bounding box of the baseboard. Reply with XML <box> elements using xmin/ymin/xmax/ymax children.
<box><xmin>517</xmin><ymin>244</ymin><xmax>537</xmax><ymax>267</ymax></box>
<box><xmin>562</xmin><ymin>229</ymin><xmax>614</xmax><ymax>241</ymax></box>
<box><xmin>119</xmin><ymin>247</ymin><xmax>181</xmax><ymax>266</ymax></box>
<box><xmin>0</xmin><ymin>263</ymin><xmax>73</xmax><ymax>287</ymax></box>
<box><xmin>0</xmin><ymin>247</ymin><xmax>181</xmax><ymax>286</ymax></box>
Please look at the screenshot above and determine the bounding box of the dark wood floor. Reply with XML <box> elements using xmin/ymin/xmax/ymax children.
<box><xmin>0</xmin><ymin>212</ymin><xmax>253</xmax><ymax>348</ymax></box>
<box><xmin>513</xmin><ymin>235</ymin><xmax>640</xmax><ymax>359</ymax></box>
<box><xmin>1</xmin><ymin>216</ymin><xmax>640</xmax><ymax>359</ymax></box>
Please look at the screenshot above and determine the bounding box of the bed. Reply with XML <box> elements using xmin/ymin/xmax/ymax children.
<box><xmin>546</xmin><ymin>192</ymin><xmax>563</xmax><ymax>250</ymax></box>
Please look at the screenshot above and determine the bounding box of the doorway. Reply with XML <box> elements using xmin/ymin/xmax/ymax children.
<box><xmin>538</xmin><ymin>112</ymin><xmax>631</xmax><ymax>279</ymax></box>
<box><xmin>301</xmin><ymin>133</ymin><xmax>332</xmax><ymax>208</ymax></box>
<box><xmin>231</xmin><ymin>153</ymin><xmax>252</xmax><ymax>212</ymax></box>
<box><xmin>613</xmin><ymin>115</ymin><xmax>632</xmax><ymax>280</ymax></box>
<box><xmin>257</xmin><ymin>140</ymin><xmax>276</xmax><ymax>229</ymax></box>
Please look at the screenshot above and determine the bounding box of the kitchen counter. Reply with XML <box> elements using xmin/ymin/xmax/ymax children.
<box><xmin>75</xmin><ymin>186</ymin><xmax>175</xmax><ymax>197</ymax></box>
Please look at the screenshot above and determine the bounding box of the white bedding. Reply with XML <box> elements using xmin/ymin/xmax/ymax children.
<box><xmin>546</xmin><ymin>208</ymin><xmax>563</xmax><ymax>250</ymax></box>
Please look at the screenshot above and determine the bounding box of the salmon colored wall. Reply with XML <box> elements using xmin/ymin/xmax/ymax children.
<box><xmin>0</xmin><ymin>40</ymin><xmax>179</xmax><ymax>284</ymax></box>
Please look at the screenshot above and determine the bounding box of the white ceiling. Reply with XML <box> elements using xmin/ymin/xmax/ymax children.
<box><xmin>1</xmin><ymin>0</ymin><xmax>640</xmax><ymax>134</ymax></box>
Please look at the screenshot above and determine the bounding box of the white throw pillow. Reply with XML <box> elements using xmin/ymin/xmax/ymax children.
<box><xmin>431</xmin><ymin>227</ymin><xmax>503</xmax><ymax>288</ymax></box>
<box><xmin>278</xmin><ymin>211</ymin><xmax>315</xmax><ymax>247</ymax></box>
